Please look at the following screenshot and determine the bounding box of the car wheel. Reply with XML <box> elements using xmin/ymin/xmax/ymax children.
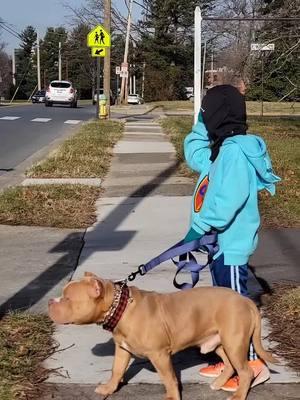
<box><xmin>73</xmin><ymin>101</ymin><xmax>77</xmax><ymax>108</ymax></box>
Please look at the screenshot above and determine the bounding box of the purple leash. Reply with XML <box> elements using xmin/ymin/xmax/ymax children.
<box><xmin>127</xmin><ymin>233</ymin><xmax>219</xmax><ymax>290</ymax></box>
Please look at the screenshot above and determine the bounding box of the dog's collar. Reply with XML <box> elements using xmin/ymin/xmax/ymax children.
<box><xmin>97</xmin><ymin>281</ymin><xmax>131</xmax><ymax>332</ymax></box>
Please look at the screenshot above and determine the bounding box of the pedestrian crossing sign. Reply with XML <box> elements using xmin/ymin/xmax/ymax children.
<box><xmin>87</xmin><ymin>25</ymin><xmax>111</xmax><ymax>48</ymax></box>
<box><xmin>91</xmin><ymin>47</ymin><xmax>106</xmax><ymax>57</ymax></box>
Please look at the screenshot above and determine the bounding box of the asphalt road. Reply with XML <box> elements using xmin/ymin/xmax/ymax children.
<box><xmin>0</xmin><ymin>102</ymin><xmax>97</xmax><ymax>174</ymax></box>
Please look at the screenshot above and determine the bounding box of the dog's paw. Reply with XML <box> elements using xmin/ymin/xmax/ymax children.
<box><xmin>95</xmin><ymin>383</ymin><xmax>116</xmax><ymax>397</ymax></box>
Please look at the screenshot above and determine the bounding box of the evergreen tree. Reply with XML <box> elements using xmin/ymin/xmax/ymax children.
<box><xmin>15</xmin><ymin>26</ymin><xmax>37</xmax><ymax>99</ymax></box>
<box><xmin>65</xmin><ymin>23</ymin><xmax>96</xmax><ymax>98</ymax></box>
<box><xmin>138</xmin><ymin>0</ymin><xmax>215</xmax><ymax>101</ymax></box>
<box><xmin>40</xmin><ymin>27</ymin><xmax>68</xmax><ymax>86</ymax></box>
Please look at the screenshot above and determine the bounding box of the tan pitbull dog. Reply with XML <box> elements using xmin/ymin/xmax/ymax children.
<box><xmin>48</xmin><ymin>272</ymin><xmax>276</xmax><ymax>400</ymax></box>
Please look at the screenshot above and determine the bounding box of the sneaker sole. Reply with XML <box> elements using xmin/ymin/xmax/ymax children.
<box><xmin>221</xmin><ymin>368</ymin><xmax>270</xmax><ymax>392</ymax></box>
<box><xmin>199</xmin><ymin>372</ymin><xmax>222</xmax><ymax>378</ymax></box>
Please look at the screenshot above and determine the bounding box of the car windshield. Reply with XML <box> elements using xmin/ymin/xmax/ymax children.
<box><xmin>36</xmin><ymin>91</ymin><xmax>45</xmax><ymax>95</ymax></box>
<box><xmin>51</xmin><ymin>82</ymin><xmax>71</xmax><ymax>88</ymax></box>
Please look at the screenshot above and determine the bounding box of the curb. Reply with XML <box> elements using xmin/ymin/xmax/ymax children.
<box><xmin>22</xmin><ymin>178</ymin><xmax>102</xmax><ymax>187</ymax></box>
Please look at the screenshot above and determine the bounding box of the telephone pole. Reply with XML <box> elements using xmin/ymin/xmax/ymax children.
<box><xmin>104</xmin><ymin>0</ymin><xmax>111</xmax><ymax>117</ymax></box>
<box><xmin>37</xmin><ymin>33</ymin><xmax>41</xmax><ymax>90</ymax></box>
<box><xmin>120</xmin><ymin>0</ymin><xmax>133</xmax><ymax>104</ymax></box>
<box><xmin>12</xmin><ymin>50</ymin><xmax>16</xmax><ymax>86</ymax></box>
<box><xmin>58</xmin><ymin>42</ymin><xmax>62</xmax><ymax>80</ymax></box>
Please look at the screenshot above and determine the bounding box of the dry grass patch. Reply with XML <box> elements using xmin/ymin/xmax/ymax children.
<box><xmin>263</xmin><ymin>283</ymin><xmax>300</xmax><ymax>372</ymax></box>
<box><xmin>151</xmin><ymin>101</ymin><xmax>194</xmax><ymax>111</ymax></box>
<box><xmin>247</xmin><ymin>101</ymin><xmax>300</xmax><ymax>116</ymax></box>
<box><xmin>0</xmin><ymin>312</ymin><xmax>56</xmax><ymax>400</ymax></box>
<box><xmin>160</xmin><ymin>116</ymin><xmax>300</xmax><ymax>228</ymax></box>
<box><xmin>0</xmin><ymin>185</ymin><xmax>100</xmax><ymax>229</ymax></box>
<box><xmin>27</xmin><ymin>120</ymin><xmax>123</xmax><ymax>178</ymax></box>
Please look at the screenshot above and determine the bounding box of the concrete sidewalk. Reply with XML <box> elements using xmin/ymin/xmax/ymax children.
<box><xmin>46</xmin><ymin>116</ymin><xmax>299</xmax><ymax>394</ymax></box>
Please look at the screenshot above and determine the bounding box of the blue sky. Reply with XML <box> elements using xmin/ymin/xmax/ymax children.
<box><xmin>1</xmin><ymin>0</ymin><xmax>141</xmax><ymax>54</ymax></box>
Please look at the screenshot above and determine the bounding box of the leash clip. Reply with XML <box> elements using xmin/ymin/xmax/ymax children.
<box><xmin>128</xmin><ymin>264</ymin><xmax>146</xmax><ymax>282</ymax></box>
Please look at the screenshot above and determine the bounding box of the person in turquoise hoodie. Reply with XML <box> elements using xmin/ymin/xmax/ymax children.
<box><xmin>184</xmin><ymin>85</ymin><xmax>280</xmax><ymax>391</ymax></box>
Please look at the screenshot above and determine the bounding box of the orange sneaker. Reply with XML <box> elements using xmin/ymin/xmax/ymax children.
<box><xmin>199</xmin><ymin>362</ymin><xmax>225</xmax><ymax>378</ymax></box>
<box><xmin>221</xmin><ymin>359</ymin><xmax>270</xmax><ymax>392</ymax></box>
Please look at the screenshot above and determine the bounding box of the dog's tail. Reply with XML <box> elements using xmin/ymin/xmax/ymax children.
<box><xmin>251</xmin><ymin>304</ymin><xmax>279</xmax><ymax>364</ymax></box>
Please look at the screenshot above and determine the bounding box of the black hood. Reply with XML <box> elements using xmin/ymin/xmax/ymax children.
<box><xmin>201</xmin><ymin>85</ymin><xmax>248</xmax><ymax>161</ymax></box>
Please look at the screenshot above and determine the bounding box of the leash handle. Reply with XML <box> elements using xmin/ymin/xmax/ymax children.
<box><xmin>128</xmin><ymin>233</ymin><xmax>218</xmax><ymax>290</ymax></box>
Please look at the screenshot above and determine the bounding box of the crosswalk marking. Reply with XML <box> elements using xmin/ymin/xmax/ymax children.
<box><xmin>64</xmin><ymin>120</ymin><xmax>82</xmax><ymax>125</ymax></box>
<box><xmin>0</xmin><ymin>116</ymin><xmax>21</xmax><ymax>120</ymax></box>
<box><xmin>31</xmin><ymin>118</ymin><xmax>52</xmax><ymax>122</ymax></box>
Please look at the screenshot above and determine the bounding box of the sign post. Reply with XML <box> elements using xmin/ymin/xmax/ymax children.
<box><xmin>116</xmin><ymin>67</ymin><xmax>120</xmax><ymax>104</ymax></box>
<box><xmin>194</xmin><ymin>7</ymin><xmax>202</xmax><ymax>124</ymax></box>
<box><xmin>87</xmin><ymin>24</ymin><xmax>111</xmax><ymax>119</ymax></box>
<box><xmin>251</xmin><ymin>43</ymin><xmax>275</xmax><ymax>117</ymax></box>
<box><xmin>96</xmin><ymin>58</ymin><xmax>101</xmax><ymax>118</ymax></box>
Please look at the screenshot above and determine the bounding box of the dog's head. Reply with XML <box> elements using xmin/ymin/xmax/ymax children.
<box><xmin>48</xmin><ymin>272</ymin><xmax>110</xmax><ymax>325</ymax></box>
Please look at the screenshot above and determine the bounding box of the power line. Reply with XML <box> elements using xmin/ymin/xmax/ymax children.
<box><xmin>204</xmin><ymin>17</ymin><xmax>300</xmax><ymax>21</ymax></box>
<box><xmin>0</xmin><ymin>21</ymin><xmax>22</xmax><ymax>40</ymax></box>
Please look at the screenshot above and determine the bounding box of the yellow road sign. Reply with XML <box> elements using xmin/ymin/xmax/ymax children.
<box><xmin>91</xmin><ymin>47</ymin><xmax>106</xmax><ymax>57</ymax></box>
<box><xmin>87</xmin><ymin>25</ymin><xmax>111</xmax><ymax>48</ymax></box>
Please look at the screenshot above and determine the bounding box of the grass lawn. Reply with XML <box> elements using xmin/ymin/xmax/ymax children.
<box><xmin>0</xmin><ymin>312</ymin><xmax>56</xmax><ymax>400</ymax></box>
<box><xmin>160</xmin><ymin>116</ymin><xmax>300</xmax><ymax>228</ymax></box>
<box><xmin>263</xmin><ymin>283</ymin><xmax>300</xmax><ymax>372</ymax></box>
<box><xmin>150</xmin><ymin>100</ymin><xmax>300</xmax><ymax>116</ymax></box>
<box><xmin>27</xmin><ymin>120</ymin><xmax>123</xmax><ymax>178</ymax></box>
<box><xmin>0</xmin><ymin>185</ymin><xmax>100</xmax><ymax>229</ymax></box>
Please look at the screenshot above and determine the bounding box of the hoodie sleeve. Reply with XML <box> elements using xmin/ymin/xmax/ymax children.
<box><xmin>192</xmin><ymin>144</ymin><xmax>251</xmax><ymax>234</ymax></box>
<box><xmin>184</xmin><ymin>120</ymin><xmax>211</xmax><ymax>174</ymax></box>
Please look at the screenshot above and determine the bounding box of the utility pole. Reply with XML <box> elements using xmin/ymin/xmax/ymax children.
<box><xmin>58</xmin><ymin>42</ymin><xmax>62</xmax><ymax>80</ymax></box>
<box><xmin>142</xmin><ymin>62</ymin><xmax>146</xmax><ymax>98</ymax></box>
<box><xmin>120</xmin><ymin>0</ymin><xmax>133</xmax><ymax>104</ymax></box>
<box><xmin>210</xmin><ymin>51</ymin><xmax>214</xmax><ymax>87</ymax></box>
<box><xmin>194</xmin><ymin>6</ymin><xmax>202</xmax><ymax>124</ymax></box>
<box><xmin>129</xmin><ymin>64</ymin><xmax>132</xmax><ymax>94</ymax></box>
<box><xmin>12</xmin><ymin>50</ymin><xmax>16</xmax><ymax>86</ymax></box>
<box><xmin>261</xmin><ymin>55</ymin><xmax>264</xmax><ymax>117</ymax></box>
<box><xmin>104</xmin><ymin>0</ymin><xmax>111</xmax><ymax>117</ymax></box>
<box><xmin>37</xmin><ymin>33</ymin><xmax>41</xmax><ymax>90</ymax></box>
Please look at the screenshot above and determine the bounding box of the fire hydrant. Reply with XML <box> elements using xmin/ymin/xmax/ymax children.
<box><xmin>99</xmin><ymin>94</ymin><xmax>108</xmax><ymax>119</ymax></box>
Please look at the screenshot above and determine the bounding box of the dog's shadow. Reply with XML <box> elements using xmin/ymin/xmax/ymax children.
<box><xmin>92</xmin><ymin>339</ymin><xmax>219</xmax><ymax>385</ymax></box>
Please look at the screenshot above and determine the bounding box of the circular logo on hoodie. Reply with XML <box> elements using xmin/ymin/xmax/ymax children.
<box><xmin>194</xmin><ymin>175</ymin><xmax>209</xmax><ymax>213</ymax></box>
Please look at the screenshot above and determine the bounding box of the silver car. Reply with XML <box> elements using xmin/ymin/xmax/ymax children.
<box><xmin>45</xmin><ymin>80</ymin><xmax>78</xmax><ymax>108</ymax></box>
<box><xmin>127</xmin><ymin>94</ymin><xmax>144</xmax><ymax>105</ymax></box>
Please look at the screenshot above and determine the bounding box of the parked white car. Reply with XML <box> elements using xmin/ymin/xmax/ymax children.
<box><xmin>45</xmin><ymin>80</ymin><xmax>78</xmax><ymax>108</ymax></box>
<box><xmin>127</xmin><ymin>94</ymin><xmax>144</xmax><ymax>105</ymax></box>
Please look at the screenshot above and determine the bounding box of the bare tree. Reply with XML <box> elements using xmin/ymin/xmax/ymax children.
<box><xmin>0</xmin><ymin>36</ymin><xmax>12</xmax><ymax>100</ymax></box>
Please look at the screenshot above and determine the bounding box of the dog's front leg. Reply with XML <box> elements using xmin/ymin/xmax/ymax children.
<box><xmin>95</xmin><ymin>343</ymin><xmax>131</xmax><ymax>396</ymax></box>
<box><xmin>149</xmin><ymin>351</ymin><xmax>180</xmax><ymax>400</ymax></box>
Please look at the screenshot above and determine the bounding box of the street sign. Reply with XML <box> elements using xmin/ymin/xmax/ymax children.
<box><xmin>87</xmin><ymin>25</ymin><xmax>111</xmax><ymax>48</ymax></box>
<box><xmin>116</xmin><ymin>66</ymin><xmax>121</xmax><ymax>75</ymax></box>
<box><xmin>251</xmin><ymin>43</ymin><xmax>275</xmax><ymax>51</ymax></box>
<box><xmin>91</xmin><ymin>47</ymin><xmax>106</xmax><ymax>57</ymax></box>
<box><xmin>121</xmin><ymin>62</ymin><xmax>128</xmax><ymax>72</ymax></box>
<box><xmin>120</xmin><ymin>70</ymin><xmax>129</xmax><ymax>78</ymax></box>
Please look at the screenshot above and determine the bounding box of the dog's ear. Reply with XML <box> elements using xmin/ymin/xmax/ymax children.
<box><xmin>84</xmin><ymin>271</ymin><xmax>97</xmax><ymax>278</ymax></box>
<box><xmin>87</xmin><ymin>278</ymin><xmax>104</xmax><ymax>299</ymax></box>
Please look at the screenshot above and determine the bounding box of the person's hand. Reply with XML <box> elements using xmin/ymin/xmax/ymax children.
<box><xmin>184</xmin><ymin>227</ymin><xmax>202</xmax><ymax>243</ymax></box>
